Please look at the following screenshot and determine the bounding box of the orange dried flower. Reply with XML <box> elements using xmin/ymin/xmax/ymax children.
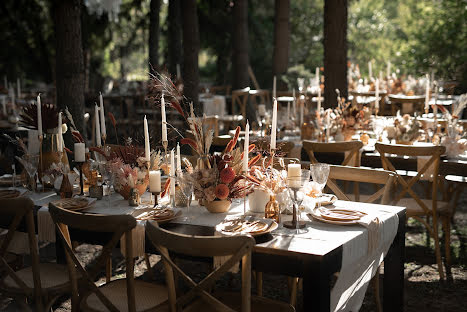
<box><xmin>220</xmin><ymin>167</ymin><xmax>235</xmax><ymax>184</ymax></box>
<box><xmin>215</xmin><ymin>184</ymin><xmax>229</xmax><ymax>200</ymax></box>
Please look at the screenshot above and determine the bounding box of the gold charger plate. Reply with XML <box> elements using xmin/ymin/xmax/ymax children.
<box><xmin>133</xmin><ymin>208</ymin><xmax>182</xmax><ymax>224</ymax></box>
<box><xmin>216</xmin><ymin>218</ymin><xmax>278</xmax><ymax>237</ymax></box>
<box><xmin>52</xmin><ymin>198</ymin><xmax>92</xmax><ymax>212</ymax></box>
<box><xmin>0</xmin><ymin>189</ymin><xmax>21</xmax><ymax>199</ymax></box>
<box><xmin>308</xmin><ymin>208</ymin><xmax>366</xmax><ymax>226</ymax></box>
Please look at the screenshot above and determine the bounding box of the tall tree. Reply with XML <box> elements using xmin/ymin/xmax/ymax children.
<box><xmin>53</xmin><ymin>0</ymin><xmax>85</xmax><ymax>134</ymax></box>
<box><xmin>149</xmin><ymin>0</ymin><xmax>161</xmax><ymax>73</ymax></box>
<box><xmin>181</xmin><ymin>0</ymin><xmax>200</xmax><ymax>111</ymax></box>
<box><xmin>232</xmin><ymin>0</ymin><xmax>249</xmax><ymax>90</ymax></box>
<box><xmin>273</xmin><ymin>0</ymin><xmax>290</xmax><ymax>91</ymax></box>
<box><xmin>168</xmin><ymin>0</ymin><xmax>183</xmax><ymax>79</ymax></box>
<box><xmin>324</xmin><ymin>0</ymin><xmax>348</xmax><ymax>108</ymax></box>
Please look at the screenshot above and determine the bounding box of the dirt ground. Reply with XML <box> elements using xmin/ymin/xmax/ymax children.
<box><xmin>1</xmin><ymin>190</ymin><xmax>466</xmax><ymax>311</ymax></box>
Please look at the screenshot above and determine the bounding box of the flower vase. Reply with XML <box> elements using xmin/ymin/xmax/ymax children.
<box><xmin>205</xmin><ymin>199</ymin><xmax>231</xmax><ymax>213</ymax></box>
<box><xmin>264</xmin><ymin>195</ymin><xmax>280</xmax><ymax>223</ymax></box>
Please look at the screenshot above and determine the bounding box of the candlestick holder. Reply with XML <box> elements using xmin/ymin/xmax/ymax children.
<box><xmin>283</xmin><ymin>187</ymin><xmax>306</xmax><ymax>229</ymax></box>
<box><xmin>102</xmin><ymin>134</ymin><xmax>107</xmax><ymax>148</ymax></box>
<box><xmin>76</xmin><ymin>162</ymin><xmax>85</xmax><ymax>195</ymax></box>
<box><xmin>269</xmin><ymin>148</ymin><xmax>276</xmax><ymax>169</ymax></box>
<box><xmin>152</xmin><ymin>191</ymin><xmax>161</xmax><ymax>208</ymax></box>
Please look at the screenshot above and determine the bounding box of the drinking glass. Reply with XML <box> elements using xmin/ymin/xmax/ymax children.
<box><xmin>98</xmin><ymin>161</ymin><xmax>113</xmax><ymax>207</ymax></box>
<box><xmin>177</xmin><ymin>171</ymin><xmax>194</xmax><ymax>221</ymax></box>
<box><xmin>310</xmin><ymin>163</ymin><xmax>330</xmax><ymax>209</ymax></box>
<box><xmin>286</xmin><ymin>169</ymin><xmax>311</xmax><ymax>233</ymax></box>
<box><xmin>16</xmin><ymin>155</ymin><xmax>39</xmax><ymax>191</ymax></box>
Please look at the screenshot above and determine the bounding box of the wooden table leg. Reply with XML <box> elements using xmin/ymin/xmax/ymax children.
<box><xmin>383</xmin><ymin>210</ymin><xmax>406</xmax><ymax>311</ymax></box>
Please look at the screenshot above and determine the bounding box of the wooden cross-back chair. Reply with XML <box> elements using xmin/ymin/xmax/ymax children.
<box><xmin>48</xmin><ymin>203</ymin><xmax>168</xmax><ymax>312</ymax></box>
<box><xmin>327</xmin><ymin>165</ymin><xmax>395</xmax><ymax>204</ymax></box>
<box><xmin>145</xmin><ymin>221</ymin><xmax>294</xmax><ymax>312</ymax></box>
<box><xmin>303</xmin><ymin>140</ymin><xmax>364</xmax><ymax>200</ymax></box>
<box><xmin>0</xmin><ymin>197</ymin><xmax>71</xmax><ymax>312</ymax></box>
<box><xmin>232</xmin><ymin>88</ymin><xmax>250</xmax><ymax>125</ymax></box>
<box><xmin>375</xmin><ymin>142</ymin><xmax>451</xmax><ymax>279</ymax></box>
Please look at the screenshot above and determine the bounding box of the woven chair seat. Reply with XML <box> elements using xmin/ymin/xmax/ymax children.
<box><xmin>184</xmin><ymin>291</ymin><xmax>295</xmax><ymax>312</ymax></box>
<box><xmin>81</xmin><ymin>279</ymin><xmax>168</xmax><ymax>312</ymax></box>
<box><xmin>396</xmin><ymin>198</ymin><xmax>451</xmax><ymax>217</ymax></box>
<box><xmin>3</xmin><ymin>263</ymin><xmax>70</xmax><ymax>291</ymax></box>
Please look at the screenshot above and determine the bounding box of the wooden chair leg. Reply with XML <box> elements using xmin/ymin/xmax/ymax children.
<box><xmin>144</xmin><ymin>253</ymin><xmax>154</xmax><ymax>278</ymax></box>
<box><xmin>106</xmin><ymin>258</ymin><xmax>112</xmax><ymax>283</ymax></box>
<box><xmin>288</xmin><ymin>277</ymin><xmax>299</xmax><ymax>307</ymax></box>
<box><xmin>256</xmin><ymin>271</ymin><xmax>263</xmax><ymax>296</ymax></box>
<box><xmin>442</xmin><ymin>217</ymin><xmax>451</xmax><ymax>275</ymax></box>
<box><xmin>431</xmin><ymin>219</ymin><xmax>445</xmax><ymax>280</ymax></box>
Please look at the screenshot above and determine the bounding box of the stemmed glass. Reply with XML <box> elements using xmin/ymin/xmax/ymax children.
<box><xmin>177</xmin><ymin>170</ymin><xmax>194</xmax><ymax>222</ymax></box>
<box><xmin>372</xmin><ymin>117</ymin><xmax>385</xmax><ymax>142</ymax></box>
<box><xmin>284</xmin><ymin>169</ymin><xmax>311</xmax><ymax>233</ymax></box>
<box><xmin>297</xmin><ymin>78</ymin><xmax>305</xmax><ymax>93</ymax></box>
<box><xmin>310</xmin><ymin>163</ymin><xmax>330</xmax><ymax>210</ymax></box>
<box><xmin>98</xmin><ymin>161</ymin><xmax>113</xmax><ymax>207</ymax></box>
<box><xmin>16</xmin><ymin>155</ymin><xmax>39</xmax><ymax>191</ymax></box>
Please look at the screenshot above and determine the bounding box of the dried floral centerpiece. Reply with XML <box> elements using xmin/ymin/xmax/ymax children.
<box><xmin>91</xmin><ymin>144</ymin><xmax>163</xmax><ymax>200</ymax></box>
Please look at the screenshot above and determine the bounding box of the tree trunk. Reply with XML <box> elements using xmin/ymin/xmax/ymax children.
<box><xmin>168</xmin><ymin>0</ymin><xmax>183</xmax><ymax>79</ymax></box>
<box><xmin>149</xmin><ymin>0</ymin><xmax>161</xmax><ymax>74</ymax></box>
<box><xmin>273</xmin><ymin>0</ymin><xmax>290</xmax><ymax>91</ymax></box>
<box><xmin>181</xmin><ymin>0</ymin><xmax>200</xmax><ymax>112</ymax></box>
<box><xmin>324</xmin><ymin>0</ymin><xmax>348</xmax><ymax>108</ymax></box>
<box><xmin>53</xmin><ymin>0</ymin><xmax>85</xmax><ymax>136</ymax></box>
<box><xmin>232</xmin><ymin>0</ymin><xmax>249</xmax><ymax>91</ymax></box>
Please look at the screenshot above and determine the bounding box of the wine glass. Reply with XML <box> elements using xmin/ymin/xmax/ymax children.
<box><xmin>99</xmin><ymin>161</ymin><xmax>113</xmax><ymax>207</ymax></box>
<box><xmin>16</xmin><ymin>155</ymin><xmax>39</xmax><ymax>191</ymax></box>
<box><xmin>297</xmin><ymin>78</ymin><xmax>305</xmax><ymax>93</ymax></box>
<box><xmin>310</xmin><ymin>163</ymin><xmax>330</xmax><ymax>210</ymax></box>
<box><xmin>177</xmin><ymin>171</ymin><xmax>194</xmax><ymax>221</ymax></box>
<box><xmin>285</xmin><ymin>169</ymin><xmax>311</xmax><ymax>233</ymax></box>
<box><xmin>372</xmin><ymin>117</ymin><xmax>385</xmax><ymax>142</ymax></box>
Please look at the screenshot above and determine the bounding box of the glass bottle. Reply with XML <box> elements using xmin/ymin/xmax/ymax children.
<box><xmin>265</xmin><ymin>195</ymin><xmax>280</xmax><ymax>223</ymax></box>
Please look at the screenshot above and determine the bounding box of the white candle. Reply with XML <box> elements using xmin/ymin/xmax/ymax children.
<box><xmin>243</xmin><ymin>121</ymin><xmax>249</xmax><ymax>172</ymax></box>
<box><xmin>433</xmin><ymin>82</ymin><xmax>438</xmax><ymax>116</ymax></box>
<box><xmin>17</xmin><ymin>78</ymin><xmax>21</xmax><ymax>98</ymax></box>
<box><xmin>315</xmin><ymin>67</ymin><xmax>320</xmax><ymax>86</ymax></box>
<box><xmin>273</xmin><ymin>75</ymin><xmax>276</xmax><ymax>99</ymax></box>
<box><xmin>425</xmin><ymin>74</ymin><xmax>430</xmax><ymax>112</ymax></box>
<box><xmin>326</xmin><ymin>111</ymin><xmax>330</xmax><ymax>141</ymax></box>
<box><xmin>2</xmin><ymin>97</ymin><xmax>6</xmax><ymax>116</ymax></box>
<box><xmin>99</xmin><ymin>92</ymin><xmax>106</xmax><ymax>138</ymax></box>
<box><xmin>300</xmin><ymin>97</ymin><xmax>304</xmax><ymax>125</ymax></box>
<box><xmin>270</xmin><ymin>98</ymin><xmax>277</xmax><ymax>150</ymax></box>
<box><xmin>144</xmin><ymin>115</ymin><xmax>150</xmax><ymax>161</ymax></box>
<box><xmin>74</xmin><ymin>143</ymin><xmax>85</xmax><ymax>162</ymax></box>
<box><xmin>170</xmin><ymin>149</ymin><xmax>175</xmax><ymax>196</ymax></box>
<box><xmin>287</xmin><ymin>164</ymin><xmax>302</xmax><ymax>188</ymax></box>
<box><xmin>95</xmin><ymin>105</ymin><xmax>101</xmax><ymax>147</ymax></box>
<box><xmin>58</xmin><ymin>112</ymin><xmax>63</xmax><ymax>152</ymax></box>
<box><xmin>149</xmin><ymin>170</ymin><xmax>161</xmax><ymax>192</ymax></box>
<box><xmin>292</xmin><ymin>89</ymin><xmax>296</xmax><ymax>116</ymax></box>
<box><xmin>368</xmin><ymin>61</ymin><xmax>372</xmax><ymax>80</ymax></box>
<box><xmin>176</xmin><ymin>64</ymin><xmax>181</xmax><ymax>78</ymax></box>
<box><xmin>375</xmin><ymin>78</ymin><xmax>380</xmax><ymax>111</ymax></box>
<box><xmin>287</xmin><ymin>101</ymin><xmax>290</xmax><ymax>121</ymax></box>
<box><xmin>37</xmin><ymin>94</ymin><xmax>42</xmax><ymax>137</ymax></box>
<box><xmin>161</xmin><ymin>94</ymin><xmax>167</xmax><ymax>142</ymax></box>
<box><xmin>387</xmin><ymin>61</ymin><xmax>391</xmax><ymax>79</ymax></box>
<box><xmin>176</xmin><ymin>142</ymin><xmax>181</xmax><ymax>171</ymax></box>
<box><xmin>317</xmin><ymin>87</ymin><xmax>322</xmax><ymax>112</ymax></box>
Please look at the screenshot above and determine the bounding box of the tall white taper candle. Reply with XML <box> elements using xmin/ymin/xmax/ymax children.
<box><xmin>161</xmin><ymin>94</ymin><xmax>167</xmax><ymax>142</ymax></box>
<box><xmin>58</xmin><ymin>112</ymin><xmax>63</xmax><ymax>152</ymax></box>
<box><xmin>144</xmin><ymin>115</ymin><xmax>150</xmax><ymax>161</ymax></box>
<box><xmin>271</xmin><ymin>98</ymin><xmax>277</xmax><ymax>150</ymax></box>
<box><xmin>243</xmin><ymin>121</ymin><xmax>249</xmax><ymax>172</ymax></box>
<box><xmin>95</xmin><ymin>105</ymin><xmax>101</xmax><ymax>147</ymax></box>
<box><xmin>37</xmin><ymin>94</ymin><xmax>42</xmax><ymax>137</ymax></box>
<box><xmin>99</xmin><ymin>92</ymin><xmax>106</xmax><ymax>138</ymax></box>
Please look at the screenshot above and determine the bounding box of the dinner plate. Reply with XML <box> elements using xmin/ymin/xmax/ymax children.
<box><xmin>216</xmin><ymin>217</ymin><xmax>278</xmax><ymax>237</ymax></box>
<box><xmin>0</xmin><ymin>189</ymin><xmax>21</xmax><ymax>199</ymax></box>
<box><xmin>132</xmin><ymin>207</ymin><xmax>182</xmax><ymax>224</ymax></box>
<box><xmin>51</xmin><ymin>197</ymin><xmax>95</xmax><ymax>212</ymax></box>
<box><xmin>307</xmin><ymin>208</ymin><xmax>365</xmax><ymax>226</ymax></box>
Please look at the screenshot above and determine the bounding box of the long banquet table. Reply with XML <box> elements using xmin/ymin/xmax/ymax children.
<box><xmin>3</xmin><ymin>188</ymin><xmax>406</xmax><ymax>312</ymax></box>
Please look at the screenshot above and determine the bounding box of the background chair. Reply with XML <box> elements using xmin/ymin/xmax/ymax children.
<box><xmin>145</xmin><ymin>221</ymin><xmax>294</xmax><ymax>312</ymax></box>
<box><xmin>375</xmin><ymin>142</ymin><xmax>451</xmax><ymax>279</ymax></box>
<box><xmin>0</xmin><ymin>197</ymin><xmax>71</xmax><ymax>312</ymax></box>
<box><xmin>49</xmin><ymin>203</ymin><xmax>168</xmax><ymax>312</ymax></box>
